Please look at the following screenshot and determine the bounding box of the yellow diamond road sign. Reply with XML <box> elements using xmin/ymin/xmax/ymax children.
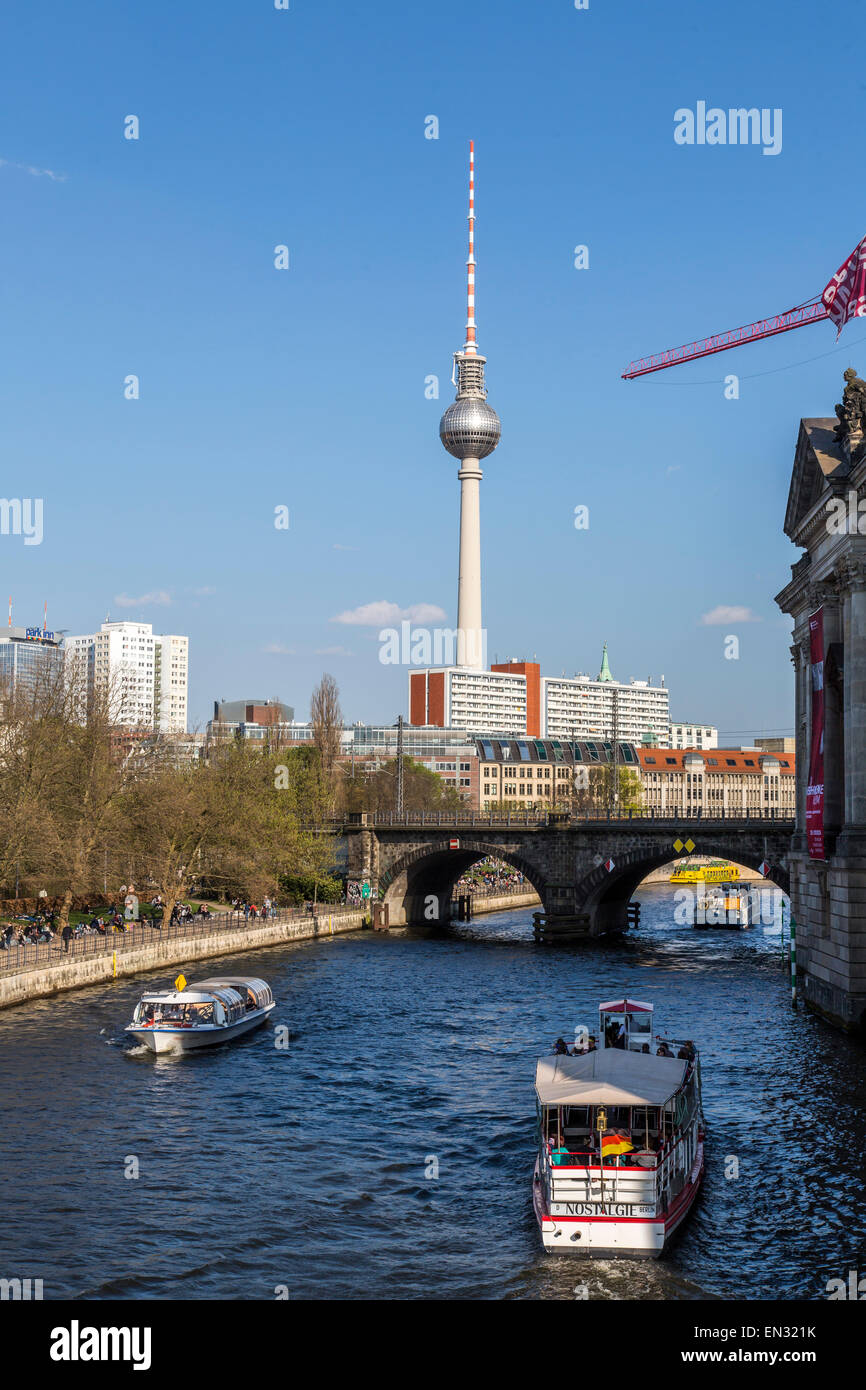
<box><xmin>175</xmin><ymin>973</ymin><xmax>187</xmax><ymax>992</ymax></box>
<box><xmin>673</xmin><ymin>838</ymin><xmax>696</xmax><ymax>854</ymax></box>
<box><xmin>685</xmin><ymin>838</ymin><xmax>695</xmax><ymax>853</ymax></box>
<box><xmin>673</xmin><ymin>839</ymin><xmax>683</xmax><ymax>853</ymax></box>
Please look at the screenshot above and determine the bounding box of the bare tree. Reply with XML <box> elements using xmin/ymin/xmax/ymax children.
<box><xmin>310</xmin><ymin>673</ymin><xmax>342</xmax><ymax>806</ymax></box>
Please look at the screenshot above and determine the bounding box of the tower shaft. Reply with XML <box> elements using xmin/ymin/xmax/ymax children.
<box><xmin>457</xmin><ymin>457</ymin><xmax>483</xmax><ymax>668</ymax></box>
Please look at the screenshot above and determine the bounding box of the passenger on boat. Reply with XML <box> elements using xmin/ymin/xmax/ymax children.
<box><xmin>641</xmin><ymin>1043</ymin><xmax>650</xmax><ymax>1053</ymax></box>
<box><xmin>677</xmin><ymin>1041</ymin><xmax>696</xmax><ymax>1061</ymax></box>
<box><xmin>553</xmin><ymin>1037</ymin><xmax>569</xmax><ymax>1055</ymax></box>
<box><xmin>656</xmin><ymin>1042</ymin><xmax>673</xmax><ymax>1057</ymax></box>
<box><xmin>587</xmin><ymin>1035</ymin><xmax>598</xmax><ymax>1052</ymax></box>
<box><xmin>606</xmin><ymin>1022</ymin><xmax>626</xmax><ymax>1049</ymax></box>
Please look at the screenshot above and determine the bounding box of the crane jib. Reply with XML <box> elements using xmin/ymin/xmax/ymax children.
<box><xmin>622</xmin><ymin>297</ymin><xmax>829</xmax><ymax>379</ymax></box>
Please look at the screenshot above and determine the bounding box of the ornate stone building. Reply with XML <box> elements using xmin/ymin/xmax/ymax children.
<box><xmin>776</xmin><ymin>368</ymin><xmax>866</xmax><ymax>1031</ymax></box>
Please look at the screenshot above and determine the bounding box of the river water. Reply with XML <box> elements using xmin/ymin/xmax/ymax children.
<box><xmin>1</xmin><ymin>883</ymin><xmax>864</xmax><ymax>1301</ymax></box>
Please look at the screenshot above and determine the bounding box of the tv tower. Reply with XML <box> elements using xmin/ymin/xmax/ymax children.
<box><xmin>439</xmin><ymin>141</ymin><xmax>501</xmax><ymax>669</ymax></box>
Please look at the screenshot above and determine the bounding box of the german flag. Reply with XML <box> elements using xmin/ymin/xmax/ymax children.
<box><xmin>601</xmin><ymin>1131</ymin><xmax>635</xmax><ymax>1158</ymax></box>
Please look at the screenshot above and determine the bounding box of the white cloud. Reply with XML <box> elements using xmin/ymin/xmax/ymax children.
<box><xmin>700</xmin><ymin>605</ymin><xmax>762</xmax><ymax>626</ymax></box>
<box><xmin>115</xmin><ymin>590</ymin><xmax>172</xmax><ymax>608</ymax></box>
<box><xmin>332</xmin><ymin>543</ymin><xmax>358</xmax><ymax>552</ymax></box>
<box><xmin>192</xmin><ymin>585</ymin><xmax>216</xmax><ymax>597</ymax></box>
<box><xmin>331</xmin><ymin>599</ymin><xmax>447</xmax><ymax>627</ymax></box>
<box><xmin>263</xmin><ymin>642</ymin><xmax>295</xmax><ymax>655</ymax></box>
<box><xmin>0</xmin><ymin>157</ymin><xmax>66</xmax><ymax>182</ymax></box>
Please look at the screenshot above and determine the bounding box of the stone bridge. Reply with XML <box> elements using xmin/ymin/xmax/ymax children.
<box><xmin>341</xmin><ymin>812</ymin><xmax>794</xmax><ymax>937</ymax></box>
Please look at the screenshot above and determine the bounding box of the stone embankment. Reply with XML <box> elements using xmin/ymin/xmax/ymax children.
<box><xmin>0</xmin><ymin>908</ymin><xmax>366</xmax><ymax>1012</ymax></box>
<box><xmin>0</xmin><ymin>890</ymin><xmax>543</xmax><ymax>1012</ymax></box>
<box><xmin>464</xmin><ymin>889</ymin><xmax>541</xmax><ymax>914</ymax></box>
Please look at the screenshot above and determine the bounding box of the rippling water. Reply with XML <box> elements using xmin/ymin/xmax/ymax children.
<box><xmin>1</xmin><ymin>883</ymin><xmax>864</xmax><ymax>1301</ymax></box>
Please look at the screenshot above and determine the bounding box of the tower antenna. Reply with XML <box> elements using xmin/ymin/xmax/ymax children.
<box><xmin>465</xmin><ymin>139</ymin><xmax>476</xmax><ymax>356</ymax></box>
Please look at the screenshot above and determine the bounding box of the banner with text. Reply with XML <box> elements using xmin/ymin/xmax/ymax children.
<box><xmin>806</xmin><ymin>607</ymin><xmax>825</xmax><ymax>859</ymax></box>
<box><xmin>822</xmin><ymin>235</ymin><xmax>866</xmax><ymax>336</ymax></box>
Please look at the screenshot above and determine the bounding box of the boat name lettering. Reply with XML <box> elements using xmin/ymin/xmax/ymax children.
<box><xmin>557</xmin><ymin>1202</ymin><xmax>655</xmax><ymax>1217</ymax></box>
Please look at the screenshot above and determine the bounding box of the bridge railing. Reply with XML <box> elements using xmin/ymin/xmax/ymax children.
<box><xmin>339</xmin><ymin>809</ymin><xmax>795</xmax><ymax>830</ymax></box>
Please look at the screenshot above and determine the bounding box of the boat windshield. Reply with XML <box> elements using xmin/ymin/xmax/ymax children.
<box><xmin>135</xmin><ymin>1001</ymin><xmax>215</xmax><ymax>1026</ymax></box>
<box><xmin>600</xmin><ymin>1010</ymin><xmax>653</xmax><ymax>1049</ymax></box>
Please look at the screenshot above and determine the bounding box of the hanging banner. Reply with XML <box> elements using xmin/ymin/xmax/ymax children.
<box><xmin>822</xmin><ymin>235</ymin><xmax>866</xmax><ymax>336</ymax></box>
<box><xmin>806</xmin><ymin>607</ymin><xmax>825</xmax><ymax>860</ymax></box>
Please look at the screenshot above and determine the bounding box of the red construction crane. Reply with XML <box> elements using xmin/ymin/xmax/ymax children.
<box><xmin>621</xmin><ymin>234</ymin><xmax>866</xmax><ymax>380</ymax></box>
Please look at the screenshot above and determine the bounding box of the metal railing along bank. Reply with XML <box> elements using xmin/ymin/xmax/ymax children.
<box><xmin>451</xmin><ymin>883</ymin><xmax>537</xmax><ymax>901</ymax></box>
<box><xmin>0</xmin><ymin>904</ymin><xmax>357</xmax><ymax>977</ymax></box>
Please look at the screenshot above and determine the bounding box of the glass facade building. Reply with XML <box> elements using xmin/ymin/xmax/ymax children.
<box><xmin>0</xmin><ymin>628</ymin><xmax>64</xmax><ymax>704</ymax></box>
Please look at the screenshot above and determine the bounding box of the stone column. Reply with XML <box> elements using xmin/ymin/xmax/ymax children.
<box><xmin>816</xmin><ymin>582</ymin><xmax>843</xmax><ymax>840</ymax></box>
<box><xmin>790</xmin><ymin>626</ymin><xmax>811</xmax><ymax>846</ymax></box>
<box><xmin>795</xmin><ymin>636</ymin><xmax>806</xmax><ymax>834</ymax></box>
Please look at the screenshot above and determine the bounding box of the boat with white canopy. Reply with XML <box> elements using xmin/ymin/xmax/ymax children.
<box><xmin>533</xmin><ymin>997</ymin><xmax>704</xmax><ymax>1256</ymax></box>
<box><xmin>125</xmin><ymin>975</ymin><xmax>275</xmax><ymax>1053</ymax></box>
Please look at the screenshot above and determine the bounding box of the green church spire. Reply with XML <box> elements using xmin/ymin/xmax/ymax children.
<box><xmin>597</xmin><ymin>642</ymin><xmax>614</xmax><ymax>683</ymax></box>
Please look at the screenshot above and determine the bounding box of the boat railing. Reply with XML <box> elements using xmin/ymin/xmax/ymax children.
<box><xmin>547</xmin><ymin>1163</ymin><xmax>658</xmax><ymax>1207</ymax></box>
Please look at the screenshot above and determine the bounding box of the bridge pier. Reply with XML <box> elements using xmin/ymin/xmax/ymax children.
<box><xmin>532</xmin><ymin>911</ymin><xmax>593</xmax><ymax>942</ymax></box>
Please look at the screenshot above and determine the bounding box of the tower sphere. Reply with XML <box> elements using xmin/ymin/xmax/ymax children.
<box><xmin>439</xmin><ymin>397</ymin><xmax>501</xmax><ymax>459</ymax></box>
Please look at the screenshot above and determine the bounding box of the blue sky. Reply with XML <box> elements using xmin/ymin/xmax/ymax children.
<box><xmin>2</xmin><ymin>0</ymin><xmax>861</xmax><ymax>738</ymax></box>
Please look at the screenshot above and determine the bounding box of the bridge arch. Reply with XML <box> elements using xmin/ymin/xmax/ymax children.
<box><xmin>378</xmin><ymin>840</ymin><xmax>547</xmax><ymax>926</ymax></box>
<box><xmin>574</xmin><ymin>842</ymin><xmax>791</xmax><ymax>935</ymax></box>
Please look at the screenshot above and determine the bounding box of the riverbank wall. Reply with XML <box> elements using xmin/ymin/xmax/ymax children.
<box><xmin>0</xmin><ymin>892</ymin><xmax>544</xmax><ymax>1012</ymax></box>
<box><xmin>0</xmin><ymin>908</ymin><xmax>367</xmax><ymax>1012</ymax></box>
<box><xmin>461</xmin><ymin>890</ymin><xmax>540</xmax><ymax>914</ymax></box>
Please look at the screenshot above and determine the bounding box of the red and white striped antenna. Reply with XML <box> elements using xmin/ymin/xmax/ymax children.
<box><xmin>464</xmin><ymin>139</ymin><xmax>477</xmax><ymax>355</ymax></box>
<box><xmin>7</xmin><ymin>596</ymin><xmax>11</xmax><ymax>629</ymax></box>
<box><xmin>43</xmin><ymin>600</ymin><xmax>47</xmax><ymax>635</ymax></box>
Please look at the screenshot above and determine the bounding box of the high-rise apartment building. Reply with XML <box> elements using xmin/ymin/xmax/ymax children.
<box><xmin>65</xmin><ymin>621</ymin><xmax>188</xmax><ymax>733</ymax></box>
<box><xmin>409</xmin><ymin>662</ymin><xmax>536</xmax><ymax>737</ymax></box>
<box><xmin>542</xmin><ymin>646</ymin><xmax>670</xmax><ymax>746</ymax></box>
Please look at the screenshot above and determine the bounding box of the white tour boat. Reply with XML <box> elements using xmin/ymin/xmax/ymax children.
<box><xmin>125</xmin><ymin>975</ymin><xmax>275</xmax><ymax>1053</ymax></box>
<box><xmin>533</xmin><ymin>998</ymin><xmax>704</xmax><ymax>1257</ymax></box>
<box><xmin>692</xmin><ymin>881</ymin><xmax>754</xmax><ymax>929</ymax></box>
